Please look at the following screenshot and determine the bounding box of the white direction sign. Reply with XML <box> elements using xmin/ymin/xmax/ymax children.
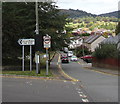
<box><xmin>18</xmin><ymin>39</ymin><xmax>35</xmax><ymax>45</ymax></box>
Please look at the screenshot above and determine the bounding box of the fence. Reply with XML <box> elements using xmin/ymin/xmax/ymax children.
<box><xmin>92</xmin><ymin>58</ymin><xmax>120</xmax><ymax>70</ymax></box>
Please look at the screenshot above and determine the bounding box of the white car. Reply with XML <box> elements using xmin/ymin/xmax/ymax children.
<box><xmin>68</xmin><ymin>51</ymin><xmax>73</xmax><ymax>57</ymax></box>
<box><xmin>70</xmin><ymin>55</ymin><xmax>78</xmax><ymax>61</ymax></box>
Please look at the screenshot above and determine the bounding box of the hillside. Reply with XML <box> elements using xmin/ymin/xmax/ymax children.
<box><xmin>59</xmin><ymin>9</ymin><xmax>119</xmax><ymax>18</ymax></box>
<box><xmin>59</xmin><ymin>9</ymin><xmax>96</xmax><ymax>18</ymax></box>
<box><xmin>99</xmin><ymin>11</ymin><xmax>120</xmax><ymax>18</ymax></box>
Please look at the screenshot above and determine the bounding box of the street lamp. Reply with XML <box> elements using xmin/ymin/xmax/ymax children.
<box><xmin>35</xmin><ymin>0</ymin><xmax>40</xmax><ymax>74</ymax></box>
<box><xmin>35</xmin><ymin>0</ymin><xmax>39</xmax><ymax>35</ymax></box>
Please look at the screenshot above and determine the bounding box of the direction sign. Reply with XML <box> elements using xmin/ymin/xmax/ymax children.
<box><xmin>18</xmin><ymin>39</ymin><xmax>35</xmax><ymax>45</ymax></box>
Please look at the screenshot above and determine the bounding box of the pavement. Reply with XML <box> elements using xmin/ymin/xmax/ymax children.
<box><xmin>78</xmin><ymin>58</ymin><xmax>119</xmax><ymax>76</ymax></box>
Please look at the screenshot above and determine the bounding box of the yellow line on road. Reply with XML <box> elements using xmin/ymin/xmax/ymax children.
<box><xmin>57</xmin><ymin>53</ymin><xmax>79</xmax><ymax>82</ymax></box>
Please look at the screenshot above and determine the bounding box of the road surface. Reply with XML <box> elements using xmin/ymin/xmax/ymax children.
<box><xmin>59</xmin><ymin>52</ymin><xmax>118</xmax><ymax>102</ymax></box>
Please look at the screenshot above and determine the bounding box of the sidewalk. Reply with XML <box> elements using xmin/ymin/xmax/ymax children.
<box><xmin>50</xmin><ymin>52</ymin><xmax>79</xmax><ymax>81</ymax></box>
<box><xmin>78</xmin><ymin>59</ymin><xmax>119</xmax><ymax>76</ymax></box>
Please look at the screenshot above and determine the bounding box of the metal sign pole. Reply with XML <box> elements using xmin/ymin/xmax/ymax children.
<box><xmin>36</xmin><ymin>62</ymin><xmax>38</xmax><ymax>74</ymax></box>
<box><xmin>46</xmin><ymin>48</ymin><xmax>49</xmax><ymax>75</ymax></box>
<box><xmin>35</xmin><ymin>53</ymin><xmax>40</xmax><ymax>74</ymax></box>
<box><xmin>30</xmin><ymin>45</ymin><xmax>32</xmax><ymax>71</ymax></box>
<box><xmin>22</xmin><ymin>45</ymin><xmax>25</xmax><ymax>71</ymax></box>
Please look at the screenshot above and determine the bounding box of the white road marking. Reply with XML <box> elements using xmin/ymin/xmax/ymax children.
<box><xmin>79</xmin><ymin>94</ymin><xmax>87</xmax><ymax>98</ymax></box>
<box><xmin>78</xmin><ymin>91</ymin><xmax>83</xmax><ymax>94</ymax></box>
<box><xmin>82</xmin><ymin>98</ymin><xmax>89</xmax><ymax>102</ymax></box>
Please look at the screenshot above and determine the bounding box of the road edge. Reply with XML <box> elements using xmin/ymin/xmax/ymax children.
<box><xmin>57</xmin><ymin>52</ymin><xmax>79</xmax><ymax>82</ymax></box>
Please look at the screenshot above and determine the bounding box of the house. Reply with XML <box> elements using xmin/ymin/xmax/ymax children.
<box><xmin>68</xmin><ymin>37</ymin><xmax>83</xmax><ymax>49</ymax></box>
<box><xmin>101</xmin><ymin>33</ymin><xmax>120</xmax><ymax>44</ymax></box>
<box><xmin>101</xmin><ymin>33</ymin><xmax>120</xmax><ymax>50</ymax></box>
<box><xmin>83</xmin><ymin>35</ymin><xmax>106</xmax><ymax>52</ymax></box>
<box><xmin>72</xmin><ymin>28</ymin><xmax>91</xmax><ymax>36</ymax></box>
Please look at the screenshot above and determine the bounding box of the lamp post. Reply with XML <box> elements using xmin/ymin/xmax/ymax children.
<box><xmin>35</xmin><ymin>0</ymin><xmax>39</xmax><ymax>35</ymax></box>
<box><xmin>35</xmin><ymin>0</ymin><xmax>40</xmax><ymax>74</ymax></box>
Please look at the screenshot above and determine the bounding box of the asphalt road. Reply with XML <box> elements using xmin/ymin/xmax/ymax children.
<box><xmin>2</xmin><ymin>52</ymin><xmax>119</xmax><ymax>103</ymax></box>
<box><xmin>2</xmin><ymin>77</ymin><xmax>91</xmax><ymax>102</ymax></box>
<box><xmin>60</xmin><ymin>53</ymin><xmax>118</xmax><ymax>102</ymax></box>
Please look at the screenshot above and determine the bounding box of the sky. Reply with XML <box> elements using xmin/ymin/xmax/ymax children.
<box><xmin>55</xmin><ymin>0</ymin><xmax>119</xmax><ymax>15</ymax></box>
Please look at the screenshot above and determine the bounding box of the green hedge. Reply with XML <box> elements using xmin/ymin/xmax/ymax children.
<box><xmin>93</xmin><ymin>44</ymin><xmax>119</xmax><ymax>59</ymax></box>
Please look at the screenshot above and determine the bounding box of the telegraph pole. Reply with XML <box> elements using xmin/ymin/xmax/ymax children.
<box><xmin>35</xmin><ymin>0</ymin><xmax>39</xmax><ymax>35</ymax></box>
<box><xmin>35</xmin><ymin>0</ymin><xmax>40</xmax><ymax>74</ymax></box>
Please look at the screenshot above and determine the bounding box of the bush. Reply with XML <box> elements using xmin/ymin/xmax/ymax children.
<box><xmin>93</xmin><ymin>44</ymin><xmax>119</xmax><ymax>59</ymax></box>
<box><xmin>75</xmin><ymin>45</ymin><xmax>92</xmax><ymax>57</ymax></box>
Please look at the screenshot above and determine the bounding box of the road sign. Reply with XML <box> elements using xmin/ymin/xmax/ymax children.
<box><xmin>43</xmin><ymin>35</ymin><xmax>51</xmax><ymax>48</ymax></box>
<box><xmin>18</xmin><ymin>38</ymin><xmax>35</xmax><ymax>72</ymax></box>
<box><xmin>18</xmin><ymin>39</ymin><xmax>35</xmax><ymax>45</ymax></box>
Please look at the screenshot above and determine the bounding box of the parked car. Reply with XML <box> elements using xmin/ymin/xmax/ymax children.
<box><xmin>63</xmin><ymin>47</ymin><xmax>68</xmax><ymax>53</ymax></box>
<box><xmin>70</xmin><ymin>55</ymin><xmax>78</xmax><ymax>61</ymax></box>
<box><xmin>67</xmin><ymin>51</ymin><xmax>73</xmax><ymax>57</ymax></box>
<box><xmin>80</xmin><ymin>55</ymin><xmax>94</xmax><ymax>63</ymax></box>
<box><xmin>61</xmin><ymin>56</ymin><xmax>69</xmax><ymax>63</ymax></box>
<box><xmin>61</xmin><ymin>54</ymin><xmax>67</xmax><ymax>59</ymax></box>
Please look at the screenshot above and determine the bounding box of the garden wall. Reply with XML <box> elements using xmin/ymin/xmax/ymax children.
<box><xmin>92</xmin><ymin>58</ymin><xmax>120</xmax><ymax>70</ymax></box>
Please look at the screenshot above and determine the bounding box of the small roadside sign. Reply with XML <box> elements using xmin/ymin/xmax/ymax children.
<box><xmin>18</xmin><ymin>39</ymin><xmax>35</xmax><ymax>45</ymax></box>
<box><xmin>43</xmin><ymin>35</ymin><xmax>51</xmax><ymax>48</ymax></box>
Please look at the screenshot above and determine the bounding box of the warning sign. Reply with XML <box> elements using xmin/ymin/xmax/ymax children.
<box><xmin>43</xmin><ymin>35</ymin><xmax>51</xmax><ymax>48</ymax></box>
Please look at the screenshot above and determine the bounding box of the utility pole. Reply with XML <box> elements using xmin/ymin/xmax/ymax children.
<box><xmin>35</xmin><ymin>0</ymin><xmax>39</xmax><ymax>35</ymax></box>
<box><xmin>35</xmin><ymin>0</ymin><xmax>40</xmax><ymax>74</ymax></box>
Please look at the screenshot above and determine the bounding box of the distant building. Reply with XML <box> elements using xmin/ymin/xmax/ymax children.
<box><xmin>83</xmin><ymin>35</ymin><xmax>105</xmax><ymax>52</ymax></box>
<box><xmin>101</xmin><ymin>33</ymin><xmax>120</xmax><ymax>44</ymax></box>
<box><xmin>69</xmin><ymin>37</ymin><xmax>83</xmax><ymax>49</ymax></box>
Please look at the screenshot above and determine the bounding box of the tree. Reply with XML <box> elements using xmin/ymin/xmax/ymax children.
<box><xmin>93</xmin><ymin>44</ymin><xmax>119</xmax><ymax>59</ymax></box>
<box><xmin>2</xmin><ymin>2</ymin><xmax>68</xmax><ymax>65</ymax></box>
<box><xmin>115</xmin><ymin>21</ymin><xmax>120</xmax><ymax>35</ymax></box>
<box><xmin>75</xmin><ymin>45</ymin><xmax>92</xmax><ymax>57</ymax></box>
<box><xmin>2</xmin><ymin>2</ymin><xmax>36</xmax><ymax>65</ymax></box>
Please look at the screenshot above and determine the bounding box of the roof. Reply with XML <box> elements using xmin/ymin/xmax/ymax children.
<box><xmin>101</xmin><ymin>33</ymin><xmax>120</xmax><ymax>44</ymax></box>
<box><xmin>84</xmin><ymin>35</ymin><xmax>102</xmax><ymax>44</ymax></box>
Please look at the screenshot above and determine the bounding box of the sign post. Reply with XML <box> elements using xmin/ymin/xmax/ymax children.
<box><xmin>43</xmin><ymin>34</ymin><xmax>51</xmax><ymax>76</ymax></box>
<box><xmin>46</xmin><ymin>48</ymin><xmax>49</xmax><ymax>75</ymax></box>
<box><xmin>18</xmin><ymin>39</ymin><xmax>35</xmax><ymax>71</ymax></box>
<box><xmin>35</xmin><ymin>53</ymin><xmax>40</xmax><ymax>74</ymax></box>
<box><xmin>22</xmin><ymin>45</ymin><xmax>25</xmax><ymax>71</ymax></box>
<box><xmin>30</xmin><ymin>45</ymin><xmax>32</xmax><ymax>71</ymax></box>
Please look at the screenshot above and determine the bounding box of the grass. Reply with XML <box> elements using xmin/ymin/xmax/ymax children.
<box><xmin>1</xmin><ymin>69</ymin><xmax>53</xmax><ymax>77</ymax></box>
<box><xmin>1</xmin><ymin>51</ymin><xmax>56</xmax><ymax>77</ymax></box>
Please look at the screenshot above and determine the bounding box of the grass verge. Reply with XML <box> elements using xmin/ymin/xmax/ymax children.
<box><xmin>1</xmin><ymin>69</ymin><xmax>53</xmax><ymax>77</ymax></box>
<box><xmin>1</xmin><ymin>51</ymin><xmax>56</xmax><ymax>77</ymax></box>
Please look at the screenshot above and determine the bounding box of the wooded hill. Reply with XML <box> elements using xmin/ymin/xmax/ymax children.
<box><xmin>99</xmin><ymin>11</ymin><xmax>120</xmax><ymax>18</ymax></box>
<box><xmin>59</xmin><ymin>9</ymin><xmax>119</xmax><ymax>18</ymax></box>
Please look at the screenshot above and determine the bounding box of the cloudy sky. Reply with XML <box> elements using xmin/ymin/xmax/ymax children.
<box><xmin>55</xmin><ymin>0</ymin><xmax>119</xmax><ymax>15</ymax></box>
